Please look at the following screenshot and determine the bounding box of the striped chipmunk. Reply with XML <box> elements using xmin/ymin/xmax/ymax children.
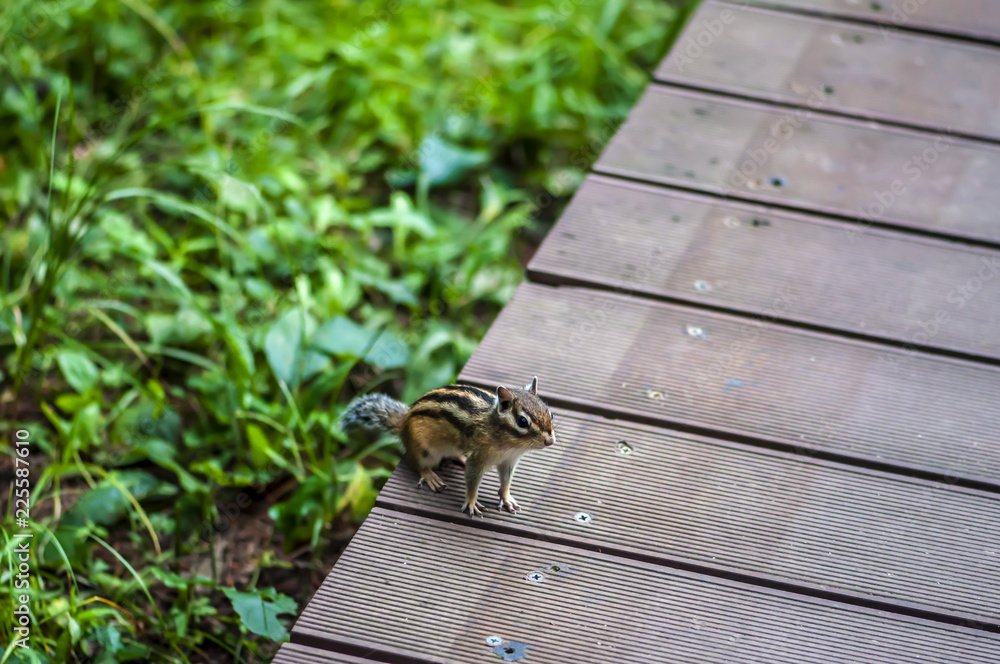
<box><xmin>340</xmin><ymin>378</ymin><xmax>555</xmax><ymax>517</ymax></box>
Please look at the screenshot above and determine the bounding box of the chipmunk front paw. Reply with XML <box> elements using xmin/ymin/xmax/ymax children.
<box><xmin>461</xmin><ymin>499</ymin><xmax>484</xmax><ymax>518</ymax></box>
<box><xmin>497</xmin><ymin>493</ymin><xmax>521</xmax><ymax>514</ymax></box>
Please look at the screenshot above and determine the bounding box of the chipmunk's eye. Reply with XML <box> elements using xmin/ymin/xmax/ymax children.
<box><xmin>517</xmin><ymin>415</ymin><xmax>529</xmax><ymax>428</ymax></box>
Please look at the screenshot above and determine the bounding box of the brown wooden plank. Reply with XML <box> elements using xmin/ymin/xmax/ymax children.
<box><xmin>660</xmin><ymin>2</ymin><xmax>1000</xmax><ymax>140</ymax></box>
<box><xmin>293</xmin><ymin>509</ymin><xmax>1000</xmax><ymax>663</ymax></box>
<box><xmin>740</xmin><ymin>0</ymin><xmax>1000</xmax><ymax>43</ymax></box>
<box><xmin>273</xmin><ymin>643</ymin><xmax>387</xmax><ymax>664</ymax></box>
<box><xmin>528</xmin><ymin>175</ymin><xmax>1000</xmax><ymax>360</ymax></box>
<box><xmin>595</xmin><ymin>84</ymin><xmax>1000</xmax><ymax>245</ymax></box>
<box><xmin>377</xmin><ymin>408</ymin><xmax>1000</xmax><ymax>626</ymax></box>
<box><xmin>459</xmin><ymin>283</ymin><xmax>1000</xmax><ymax>489</ymax></box>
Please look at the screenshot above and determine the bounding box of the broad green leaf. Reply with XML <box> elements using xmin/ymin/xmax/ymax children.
<box><xmin>112</xmin><ymin>403</ymin><xmax>182</xmax><ymax>447</ymax></box>
<box><xmin>62</xmin><ymin>469</ymin><xmax>177</xmax><ymax>529</ymax></box>
<box><xmin>222</xmin><ymin>587</ymin><xmax>297</xmax><ymax>641</ymax></box>
<box><xmin>56</xmin><ymin>350</ymin><xmax>99</xmax><ymax>393</ymax></box>
<box><xmin>310</xmin><ymin>316</ymin><xmax>372</xmax><ymax>357</ymax></box>
<box><xmin>365</xmin><ymin>330</ymin><xmax>410</xmax><ymax>369</ymax></box>
<box><xmin>92</xmin><ymin>623</ymin><xmax>123</xmax><ymax>657</ymax></box>
<box><xmin>245</xmin><ymin>423</ymin><xmax>272</xmax><ymax>469</ymax></box>
<box><xmin>146</xmin><ymin>307</ymin><xmax>212</xmax><ymax>345</ymax></box>
<box><xmin>418</xmin><ymin>135</ymin><xmax>490</xmax><ymax>187</ymax></box>
<box><xmin>264</xmin><ymin>309</ymin><xmax>329</xmax><ymax>386</ymax></box>
<box><xmin>311</xmin><ymin>318</ymin><xmax>410</xmax><ymax>368</ymax></box>
<box><xmin>134</xmin><ymin>439</ymin><xmax>205</xmax><ymax>493</ymax></box>
<box><xmin>340</xmin><ymin>464</ymin><xmax>377</xmax><ymax>521</ymax></box>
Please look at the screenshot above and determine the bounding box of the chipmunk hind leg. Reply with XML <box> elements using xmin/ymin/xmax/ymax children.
<box><xmin>402</xmin><ymin>415</ymin><xmax>450</xmax><ymax>492</ymax></box>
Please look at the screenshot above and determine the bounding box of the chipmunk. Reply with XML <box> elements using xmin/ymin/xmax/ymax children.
<box><xmin>340</xmin><ymin>377</ymin><xmax>555</xmax><ymax>517</ymax></box>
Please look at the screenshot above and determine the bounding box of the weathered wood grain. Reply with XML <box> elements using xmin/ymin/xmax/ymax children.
<box><xmin>660</xmin><ymin>1</ymin><xmax>1000</xmax><ymax>140</ymax></box>
<box><xmin>460</xmin><ymin>283</ymin><xmax>1000</xmax><ymax>489</ymax></box>
<box><xmin>595</xmin><ymin>85</ymin><xmax>1000</xmax><ymax>245</ymax></box>
<box><xmin>293</xmin><ymin>509</ymin><xmax>1000</xmax><ymax>663</ymax></box>
<box><xmin>528</xmin><ymin>175</ymin><xmax>1000</xmax><ymax>360</ymax></box>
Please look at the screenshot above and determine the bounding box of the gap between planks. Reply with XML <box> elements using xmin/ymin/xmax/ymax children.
<box><xmin>646</xmin><ymin>79</ymin><xmax>1000</xmax><ymax>150</ymax></box>
<box><xmin>592</xmin><ymin>86</ymin><xmax>1000</xmax><ymax>250</ymax></box>
<box><xmin>527</xmin><ymin>265</ymin><xmax>1000</xmax><ymax>369</ymax></box>
<box><xmin>590</xmin><ymin>165</ymin><xmax>1000</xmax><ymax>253</ymax></box>
<box><xmin>718</xmin><ymin>0</ymin><xmax>1000</xmax><ymax>48</ymax></box>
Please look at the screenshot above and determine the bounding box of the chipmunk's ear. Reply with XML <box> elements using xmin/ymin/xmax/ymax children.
<box><xmin>496</xmin><ymin>385</ymin><xmax>514</xmax><ymax>414</ymax></box>
<box><xmin>525</xmin><ymin>376</ymin><xmax>538</xmax><ymax>395</ymax></box>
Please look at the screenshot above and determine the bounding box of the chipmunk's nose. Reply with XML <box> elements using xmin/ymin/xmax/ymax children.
<box><xmin>543</xmin><ymin>432</ymin><xmax>555</xmax><ymax>447</ymax></box>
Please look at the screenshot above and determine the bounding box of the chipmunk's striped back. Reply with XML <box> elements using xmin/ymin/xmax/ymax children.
<box><xmin>406</xmin><ymin>384</ymin><xmax>495</xmax><ymax>438</ymax></box>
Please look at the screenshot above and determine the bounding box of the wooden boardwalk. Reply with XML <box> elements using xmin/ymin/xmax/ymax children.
<box><xmin>276</xmin><ymin>2</ymin><xmax>1000</xmax><ymax>662</ymax></box>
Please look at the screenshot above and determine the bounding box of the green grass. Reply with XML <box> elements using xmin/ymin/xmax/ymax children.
<box><xmin>0</xmin><ymin>0</ymin><xmax>692</xmax><ymax>661</ymax></box>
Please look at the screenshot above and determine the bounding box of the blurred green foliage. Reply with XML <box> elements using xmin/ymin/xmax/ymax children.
<box><xmin>0</xmin><ymin>0</ymin><xmax>690</xmax><ymax>661</ymax></box>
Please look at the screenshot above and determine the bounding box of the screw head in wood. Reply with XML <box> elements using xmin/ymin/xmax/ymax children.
<box><xmin>686</xmin><ymin>325</ymin><xmax>706</xmax><ymax>338</ymax></box>
<box><xmin>492</xmin><ymin>641</ymin><xmax>529</xmax><ymax>661</ymax></box>
<box><xmin>574</xmin><ymin>512</ymin><xmax>592</xmax><ymax>524</ymax></box>
<box><xmin>485</xmin><ymin>636</ymin><xmax>503</xmax><ymax>646</ymax></box>
<box><xmin>525</xmin><ymin>571</ymin><xmax>545</xmax><ymax>583</ymax></box>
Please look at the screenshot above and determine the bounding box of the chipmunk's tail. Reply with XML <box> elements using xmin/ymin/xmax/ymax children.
<box><xmin>340</xmin><ymin>393</ymin><xmax>408</xmax><ymax>440</ymax></box>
